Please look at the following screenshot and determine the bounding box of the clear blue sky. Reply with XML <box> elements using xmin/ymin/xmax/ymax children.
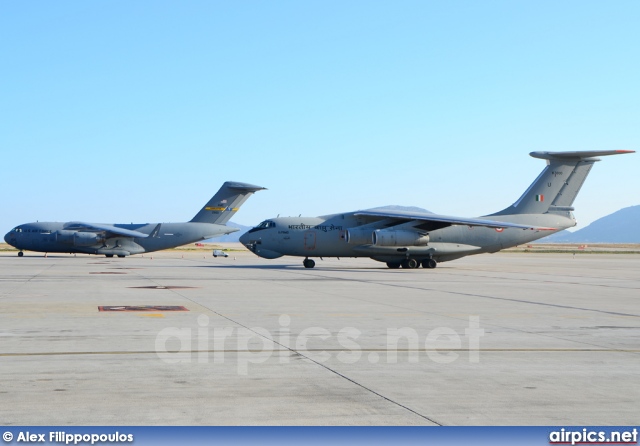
<box><xmin>1</xmin><ymin>1</ymin><xmax>638</xmax><ymax>232</ymax></box>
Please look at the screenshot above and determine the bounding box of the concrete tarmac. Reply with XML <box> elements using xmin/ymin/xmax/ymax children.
<box><xmin>1</xmin><ymin>248</ymin><xmax>639</xmax><ymax>425</ymax></box>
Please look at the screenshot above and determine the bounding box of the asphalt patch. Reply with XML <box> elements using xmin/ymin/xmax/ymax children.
<box><xmin>98</xmin><ymin>305</ymin><xmax>189</xmax><ymax>312</ymax></box>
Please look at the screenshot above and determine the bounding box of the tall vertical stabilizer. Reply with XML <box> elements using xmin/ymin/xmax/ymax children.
<box><xmin>491</xmin><ymin>150</ymin><xmax>634</xmax><ymax>216</ymax></box>
<box><xmin>190</xmin><ymin>181</ymin><xmax>266</xmax><ymax>225</ymax></box>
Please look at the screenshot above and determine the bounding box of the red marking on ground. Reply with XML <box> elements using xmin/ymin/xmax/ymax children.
<box><xmin>128</xmin><ymin>286</ymin><xmax>198</xmax><ymax>290</ymax></box>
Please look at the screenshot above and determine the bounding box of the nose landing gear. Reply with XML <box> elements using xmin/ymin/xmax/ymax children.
<box><xmin>18</xmin><ymin>251</ymin><xmax>24</xmax><ymax>257</ymax></box>
<box><xmin>303</xmin><ymin>257</ymin><xmax>316</xmax><ymax>268</ymax></box>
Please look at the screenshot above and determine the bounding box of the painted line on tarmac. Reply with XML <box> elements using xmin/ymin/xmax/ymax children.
<box><xmin>3</xmin><ymin>348</ymin><xmax>639</xmax><ymax>357</ymax></box>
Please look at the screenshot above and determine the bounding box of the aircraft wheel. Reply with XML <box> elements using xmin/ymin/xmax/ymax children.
<box><xmin>117</xmin><ymin>255</ymin><xmax>125</xmax><ymax>258</ymax></box>
<box><xmin>18</xmin><ymin>251</ymin><xmax>24</xmax><ymax>257</ymax></box>
<box><xmin>386</xmin><ymin>262</ymin><xmax>401</xmax><ymax>269</ymax></box>
<box><xmin>401</xmin><ymin>258</ymin><xmax>419</xmax><ymax>269</ymax></box>
<box><xmin>303</xmin><ymin>258</ymin><xmax>316</xmax><ymax>269</ymax></box>
<box><xmin>105</xmin><ymin>254</ymin><xmax>114</xmax><ymax>258</ymax></box>
<box><xmin>422</xmin><ymin>259</ymin><xmax>437</xmax><ymax>269</ymax></box>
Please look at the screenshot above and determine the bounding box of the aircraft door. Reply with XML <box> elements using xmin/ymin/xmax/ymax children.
<box><xmin>304</xmin><ymin>231</ymin><xmax>316</xmax><ymax>251</ymax></box>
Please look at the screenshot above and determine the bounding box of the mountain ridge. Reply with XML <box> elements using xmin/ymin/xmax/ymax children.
<box><xmin>536</xmin><ymin>205</ymin><xmax>640</xmax><ymax>243</ymax></box>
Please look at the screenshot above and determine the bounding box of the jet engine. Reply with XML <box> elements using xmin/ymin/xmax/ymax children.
<box><xmin>372</xmin><ymin>229</ymin><xmax>429</xmax><ymax>247</ymax></box>
<box><xmin>73</xmin><ymin>232</ymin><xmax>105</xmax><ymax>246</ymax></box>
<box><xmin>344</xmin><ymin>228</ymin><xmax>374</xmax><ymax>245</ymax></box>
<box><xmin>56</xmin><ymin>230</ymin><xmax>105</xmax><ymax>247</ymax></box>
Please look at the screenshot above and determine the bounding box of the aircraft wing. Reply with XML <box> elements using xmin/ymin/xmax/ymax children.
<box><xmin>64</xmin><ymin>222</ymin><xmax>149</xmax><ymax>238</ymax></box>
<box><xmin>354</xmin><ymin>210</ymin><xmax>555</xmax><ymax>230</ymax></box>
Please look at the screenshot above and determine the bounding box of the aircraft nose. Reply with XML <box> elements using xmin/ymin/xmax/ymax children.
<box><xmin>239</xmin><ymin>232</ymin><xmax>249</xmax><ymax>247</ymax></box>
<box><xmin>4</xmin><ymin>231</ymin><xmax>13</xmax><ymax>245</ymax></box>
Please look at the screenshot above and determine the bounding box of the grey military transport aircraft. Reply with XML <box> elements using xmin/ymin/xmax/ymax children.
<box><xmin>4</xmin><ymin>181</ymin><xmax>265</xmax><ymax>257</ymax></box>
<box><xmin>240</xmin><ymin>150</ymin><xmax>634</xmax><ymax>269</ymax></box>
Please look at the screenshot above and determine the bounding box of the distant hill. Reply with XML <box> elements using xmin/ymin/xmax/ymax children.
<box><xmin>536</xmin><ymin>205</ymin><xmax>640</xmax><ymax>243</ymax></box>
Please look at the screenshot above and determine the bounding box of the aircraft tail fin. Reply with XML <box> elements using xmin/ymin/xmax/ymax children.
<box><xmin>491</xmin><ymin>150</ymin><xmax>634</xmax><ymax>216</ymax></box>
<box><xmin>190</xmin><ymin>181</ymin><xmax>266</xmax><ymax>225</ymax></box>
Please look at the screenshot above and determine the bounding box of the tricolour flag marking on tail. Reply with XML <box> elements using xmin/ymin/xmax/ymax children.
<box><xmin>535</xmin><ymin>194</ymin><xmax>544</xmax><ymax>202</ymax></box>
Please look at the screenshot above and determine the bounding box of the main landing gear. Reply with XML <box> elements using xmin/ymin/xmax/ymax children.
<box><xmin>386</xmin><ymin>258</ymin><xmax>437</xmax><ymax>269</ymax></box>
<box><xmin>303</xmin><ymin>257</ymin><xmax>316</xmax><ymax>269</ymax></box>
<box><xmin>402</xmin><ymin>258</ymin><xmax>419</xmax><ymax>269</ymax></box>
<box><xmin>422</xmin><ymin>258</ymin><xmax>437</xmax><ymax>269</ymax></box>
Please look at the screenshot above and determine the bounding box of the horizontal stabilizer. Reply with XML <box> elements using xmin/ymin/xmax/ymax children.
<box><xmin>530</xmin><ymin>150</ymin><xmax>635</xmax><ymax>161</ymax></box>
<box><xmin>224</xmin><ymin>181</ymin><xmax>268</xmax><ymax>193</ymax></box>
<box><xmin>203</xmin><ymin>227</ymin><xmax>239</xmax><ymax>239</ymax></box>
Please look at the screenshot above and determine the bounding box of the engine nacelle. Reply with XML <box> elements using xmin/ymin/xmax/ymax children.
<box><xmin>56</xmin><ymin>230</ymin><xmax>104</xmax><ymax>247</ymax></box>
<box><xmin>56</xmin><ymin>230</ymin><xmax>76</xmax><ymax>244</ymax></box>
<box><xmin>344</xmin><ymin>228</ymin><xmax>374</xmax><ymax>245</ymax></box>
<box><xmin>372</xmin><ymin>229</ymin><xmax>429</xmax><ymax>247</ymax></box>
<box><xmin>74</xmin><ymin>232</ymin><xmax>104</xmax><ymax>246</ymax></box>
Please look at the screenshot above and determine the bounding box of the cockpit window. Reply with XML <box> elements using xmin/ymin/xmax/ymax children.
<box><xmin>256</xmin><ymin>221</ymin><xmax>275</xmax><ymax>229</ymax></box>
<box><xmin>248</xmin><ymin>220</ymin><xmax>276</xmax><ymax>233</ymax></box>
<box><xmin>13</xmin><ymin>227</ymin><xmax>22</xmax><ymax>232</ymax></box>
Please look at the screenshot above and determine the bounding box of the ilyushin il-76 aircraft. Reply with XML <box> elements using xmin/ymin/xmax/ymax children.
<box><xmin>4</xmin><ymin>181</ymin><xmax>265</xmax><ymax>257</ymax></box>
<box><xmin>240</xmin><ymin>151</ymin><xmax>633</xmax><ymax>269</ymax></box>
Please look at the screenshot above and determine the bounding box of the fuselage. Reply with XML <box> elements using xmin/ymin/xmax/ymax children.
<box><xmin>4</xmin><ymin>180</ymin><xmax>265</xmax><ymax>257</ymax></box>
<box><xmin>240</xmin><ymin>150</ymin><xmax>632</xmax><ymax>269</ymax></box>
<box><xmin>239</xmin><ymin>212</ymin><xmax>576</xmax><ymax>264</ymax></box>
<box><xmin>4</xmin><ymin>221</ymin><xmax>235</xmax><ymax>256</ymax></box>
